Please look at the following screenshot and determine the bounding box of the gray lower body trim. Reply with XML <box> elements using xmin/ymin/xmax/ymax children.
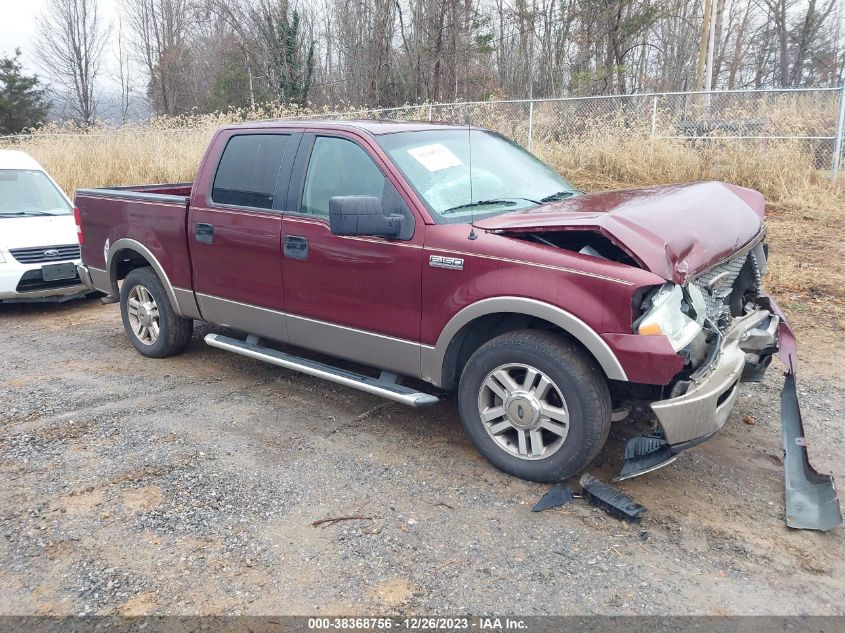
<box><xmin>195</xmin><ymin>293</ymin><xmax>288</xmax><ymax>342</ymax></box>
<box><xmin>87</xmin><ymin>265</ymin><xmax>110</xmax><ymax>294</ymax></box>
<box><xmin>173</xmin><ymin>288</ymin><xmax>203</xmax><ymax>320</ymax></box>
<box><xmin>87</xmin><ymin>263</ymin><xmax>201</xmax><ymax>320</ymax></box>
<box><xmin>420</xmin><ymin>345</ymin><xmax>436</xmax><ymax>385</ymax></box>
<box><xmin>286</xmin><ymin>314</ymin><xmax>422</xmax><ymax>378</ymax></box>
<box><xmin>191</xmin><ymin>293</ymin><xmax>423</xmax><ymax>378</ymax></box>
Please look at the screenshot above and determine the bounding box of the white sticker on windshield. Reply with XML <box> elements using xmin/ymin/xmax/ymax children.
<box><xmin>407</xmin><ymin>143</ymin><xmax>463</xmax><ymax>172</ymax></box>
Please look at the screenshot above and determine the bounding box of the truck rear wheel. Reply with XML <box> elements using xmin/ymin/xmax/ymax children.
<box><xmin>457</xmin><ymin>330</ymin><xmax>611</xmax><ymax>482</ymax></box>
<box><xmin>120</xmin><ymin>267</ymin><xmax>193</xmax><ymax>358</ymax></box>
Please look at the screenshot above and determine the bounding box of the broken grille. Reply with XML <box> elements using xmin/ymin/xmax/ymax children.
<box><xmin>691</xmin><ymin>250</ymin><xmax>760</xmax><ymax>329</ymax></box>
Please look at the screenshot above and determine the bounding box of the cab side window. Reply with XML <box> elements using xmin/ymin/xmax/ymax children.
<box><xmin>212</xmin><ymin>134</ymin><xmax>289</xmax><ymax>209</ymax></box>
<box><xmin>300</xmin><ymin>136</ymin><xmax>414</xmax><ymax>238</ymax></box>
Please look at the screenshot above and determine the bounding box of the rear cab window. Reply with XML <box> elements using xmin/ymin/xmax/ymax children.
<box><xmin>211</xmin><ymin>134</ymin><xmax>290</xmax><ymax>209</ymax></box>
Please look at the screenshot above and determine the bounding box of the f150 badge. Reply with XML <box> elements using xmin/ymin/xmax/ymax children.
<box><xmin>429</xmin><ymin>255</ymin><xmax>464</xmax><ymax>271</ymax></box>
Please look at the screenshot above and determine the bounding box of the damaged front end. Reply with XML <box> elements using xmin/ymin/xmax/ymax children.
<box><xmin>648</xmin><ymin>309</ymin><xmax>778</xmax><ymax>450</ymax></box>
<box><xmin>480</xmin><ymin>184</ymin><xmax>840</xmax><ymax>530</ymax></box>
<box><xmin>618</xmin><ymin>239</ymin><xmax>842</xmax><ymax>531</ymax></box>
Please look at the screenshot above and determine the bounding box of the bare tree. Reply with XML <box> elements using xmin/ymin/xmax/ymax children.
<box><xmin>113</xmin><ymin>16</ymin><xmax>135</xmax><ymax>122</ymax></box>
<box><xmin>99</xmin><ymin>0</ymin><xmax>845</xmax><ymax>115</ymax></box>
<box><xmin>125</xmin><ymin>0</ymin><xmax>192</xmax><ymax>115</ymax></box>
<box><xmin>35</xmin><ymin>0</ymin><xmax>107</xmax><ymax>125</ymax></box>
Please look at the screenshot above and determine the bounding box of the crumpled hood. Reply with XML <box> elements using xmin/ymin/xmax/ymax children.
<box><xmin>476</xmin><ymin>181</ymin><xmax>765</xmax><ymax>283</ymax></box>
<box><xmin>0</xmin><ymin>215</ymin><xmax>78</xmax><ymax>250</ymax></box>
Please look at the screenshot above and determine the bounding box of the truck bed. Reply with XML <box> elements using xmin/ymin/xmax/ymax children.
<box><xmin>74</xmin><ymin>182</ymin><xmax>195</xmax><ymax>303</ymax></box>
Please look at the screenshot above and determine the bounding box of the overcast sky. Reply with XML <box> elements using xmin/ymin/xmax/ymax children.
<box><xmin>0</xmin><ymin>0</ymin><xmax>122</xmax><ymax>80</ymax></box>
<box><xmin>0</xmin><ymin>0</ymin><xmax>137</xmax><ymax>119</ymax></box>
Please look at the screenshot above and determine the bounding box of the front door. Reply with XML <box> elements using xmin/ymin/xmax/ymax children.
<box><xmin>189</xmin><ymin>129</ymin><xmax>301</xmax><ymax>341</ymax></box>
<box><xmin>281</xmin><ymin>131</ymin><xmax>425</xmax><ymax>377</ymax></box>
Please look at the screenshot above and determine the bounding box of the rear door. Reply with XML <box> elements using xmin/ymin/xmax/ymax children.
<box><xmin>280</xmin><ymin>130</ymin><xmax>426</xmax><ymax>377</ymax></box>
<box><xmin>189</xmin><ymin>128</ymin><xmax>302</xmax><ymax>341</ymax></box>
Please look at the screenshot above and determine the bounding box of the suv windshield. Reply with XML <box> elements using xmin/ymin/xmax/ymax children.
<box><xmin>0</xmin><ymin>170</ymin><xmax>72</xmax><ymax>217</ymax></box>
<box><xmin>376</xmin><ymin>129</ymin><xmax>577</xmax><ymax>224</ymax></box>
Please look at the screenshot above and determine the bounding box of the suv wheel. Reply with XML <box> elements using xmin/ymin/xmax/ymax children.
<box><xmin>120</xmin><ymin>267</ymin><xmax>193</xmax><ymax>358</ymax></box>
<box><xmin>458</xmin><ymin>330</ymin><xmax>611</xmax><ymax>482</ymax></box>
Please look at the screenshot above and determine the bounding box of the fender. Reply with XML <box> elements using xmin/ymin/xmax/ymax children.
<box><xmin>421</xmin><ymin>296</ymin><xmax>629</xmax><ymax>387</ymax></box>
<box><xmin>107</xmin><ymin>238</ymin><xmax>201</xmax><ymax>319</ymax></box>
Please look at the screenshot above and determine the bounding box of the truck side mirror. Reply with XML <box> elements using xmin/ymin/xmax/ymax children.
<box><xmin>329</xmin><ymin>196</ymin><xmax>404</xmax><ymax>238</ymax></box>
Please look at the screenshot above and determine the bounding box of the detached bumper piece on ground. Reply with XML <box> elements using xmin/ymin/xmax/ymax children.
<box><xmin>532</xmin><ymin>482</ymin><xmax>575</xmax><ymax>512</ymax></box>
<box><xmin>579</xmin><ymin>474</ymin><xmax>647</xmax><ymax>523</ymax></box>
<box><xmin>614</xmin><ymin>437</ymin><xmax>677</xmax><ymax>482</ymax></box>
<box><xmin>532</xmin><ymin>476</ymin><xmax>646</xmax><ymax>523</ymax></box>
<box><xmin>781</xmin><ymin>371</ymin><xmax>843</xmax><ymax>531</ymax></box>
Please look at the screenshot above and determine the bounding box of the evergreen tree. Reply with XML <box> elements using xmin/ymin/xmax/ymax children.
<box><xmin>253</xmin><ymin>4</ymin><xmax>314</xmax><ymax>104</ymax></box>
<box><xmin>0</xmin><ymin>49</ymin><xmax>50</xmax><ymax>134</ymax></box>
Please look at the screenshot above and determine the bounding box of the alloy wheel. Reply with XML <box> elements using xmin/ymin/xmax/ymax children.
<box><xmin>477</xmin><ymin>363</ymin><xmax>570</xmax><ymax>460</ymax></box>
<box><xmin>126</xmin><ymin>284</ymin><xmax>160</xmax><ymax>346</ymax></box>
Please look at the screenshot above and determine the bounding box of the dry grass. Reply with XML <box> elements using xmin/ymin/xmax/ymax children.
<box><xmin>12</xmin><ymin>125</ymin><xmax>213</xmax><ymax>193</ymax></box>
<box><xmin>0</xmin><ymin>104</ymin><xmax>312</xmax><ymax>193</ymax></box>
<box><xmin>2</xmin><ymin>109</ymin><xmax>843</xmax><ymax>340</ymax></box>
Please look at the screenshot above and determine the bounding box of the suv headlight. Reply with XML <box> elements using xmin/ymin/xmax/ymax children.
<box><xmin>635</xmin><ymin>283</ymin><xmax>705</xmax><ymax>352</ymax></box>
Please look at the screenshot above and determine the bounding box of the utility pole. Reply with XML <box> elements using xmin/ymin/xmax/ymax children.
<box><xmin>696</xmin><ymin>0</ymin><xmax>713</xmax><ymax>90</ymax></box>
<box><xmin>248</xmin><ymin>64</ymin><xmax>255</xmax><ymax>109</ymax></box>
<box><xmin>704</xmin><ymin>0</ymin><xmax>718</xmax><ymax>92</ymax></box>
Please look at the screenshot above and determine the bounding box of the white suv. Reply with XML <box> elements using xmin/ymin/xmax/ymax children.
<box><xmin>0</xmin><ymin>150</ymin><xmax>88</xmax><ymax>303</ymax></box>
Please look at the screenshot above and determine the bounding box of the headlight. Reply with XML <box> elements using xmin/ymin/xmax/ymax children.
<box><xmin>635</xmin><ymin>283</ymin><xmax>704</xmax><ymax>352</ymax></box>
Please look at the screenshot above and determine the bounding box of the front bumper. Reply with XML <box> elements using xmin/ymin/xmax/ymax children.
<box><xmin>650</xmin><ymin>309</ymin><xmax>779</xmax><ymax>447</ymax></box>
<box><xmin>0</xmin><ymin>258</ymin><xmax>88</xmax><ymax>302</ymax></box>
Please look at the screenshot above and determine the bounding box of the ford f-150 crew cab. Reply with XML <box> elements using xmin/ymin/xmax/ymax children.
<box><xmin>73</xmin><ymin>120</ymin><xmax>841</xmax><ymax>529</ymax></box>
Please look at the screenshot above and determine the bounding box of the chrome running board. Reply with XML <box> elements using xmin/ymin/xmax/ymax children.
<box><xmin>204</xmin><ymin>333</ymin><xmax>439</xmax><ymax>407</ymax></box>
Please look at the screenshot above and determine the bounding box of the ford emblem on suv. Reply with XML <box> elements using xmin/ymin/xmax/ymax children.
<box><xmin>44</xmin><ymin>249</ymin><xmax>60</xmax><ymax>257</ymax></box>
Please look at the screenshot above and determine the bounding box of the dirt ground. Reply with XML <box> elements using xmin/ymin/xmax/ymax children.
<box><xmin>0</xmin><ymin>298</ymin><xmax>843</xmax><ymax>616</ymax></box>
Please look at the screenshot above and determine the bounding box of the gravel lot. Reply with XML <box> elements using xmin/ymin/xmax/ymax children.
<box><xmin>1</xmin><ymin>298</ymin><xmax>843</xmax><ymax>616</ymax></box>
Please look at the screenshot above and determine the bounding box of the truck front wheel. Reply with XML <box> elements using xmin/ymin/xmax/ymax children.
<box><xmin>120</xmin><ymin>267</ymin><xmax>193</xmax><ymax>358</ymax></box>
<box><xmin>458</xmin><ymin>330</ymin><xmax>611</xmax><ymax>482</ymax></box>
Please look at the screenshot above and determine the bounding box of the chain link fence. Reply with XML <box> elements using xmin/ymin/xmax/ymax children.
<box><xmin>1</xmin><ymin>86</ymin><xmax>843</xmax><ymax>189</ymax></box>
<box><xmin>298</xmin><ymin>86</ymin><xmax>845</xmax><ymax>180</ymax></box>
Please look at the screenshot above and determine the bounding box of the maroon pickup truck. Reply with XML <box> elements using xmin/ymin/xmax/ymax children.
<box><xmin>73</xmin><ymin>120</ymin><xmax>840</xmax><ymax>528</ymax></box>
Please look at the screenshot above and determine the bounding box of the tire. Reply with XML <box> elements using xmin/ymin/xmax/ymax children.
<box><xmin>120</xmin><ymin>267</ymin><xmax>193</xmax><ymax>358</ymax></box>
<box><xmin>457</xmin><ymin>329</ymin><xmax>611</xmax><ymax>482</ymax></box>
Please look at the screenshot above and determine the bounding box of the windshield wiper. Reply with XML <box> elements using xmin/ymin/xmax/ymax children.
<box><xmin>441</xmin><ymin>199</ymin><xmax>518</xmax><ymax>214</ymax></box>
<box><xmin>0</xmin><ymin>211</ymin><xmax>54</xmax><ymax>217</ymax></box>
<box><xmin>540</xmin><ymin>190</ymin><xmax>578</xmax><ymax>203</ymax></box>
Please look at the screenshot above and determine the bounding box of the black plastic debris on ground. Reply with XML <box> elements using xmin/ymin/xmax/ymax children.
<box><xmin>615</xmin><ymin>435</ymin><xmax>677</xmax><ymax>481</ymax></box>
<box><xmin>579</xmin><ymin>473</ymin><xmax>647</xmax><ymax>522</ymax></box>
<box><xmin>532</xmin><ymin>482</ymin><xmax>574</xmax><ymax>512</ymax></box>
